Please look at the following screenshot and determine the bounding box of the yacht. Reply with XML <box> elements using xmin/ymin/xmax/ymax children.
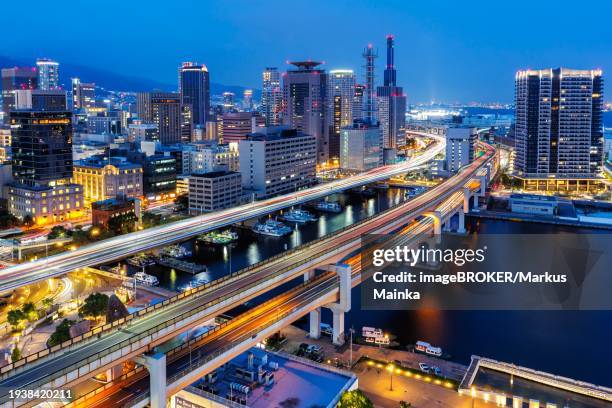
<box><xmin>314</xmin><ymin>200</ymin><xmax>342</xmax><ymax>213</ymax></box>
<box><xmin>133</xmin><ymin>271</ymin><xmax>159</xmax><ymax>286</ymax></box>
<box><xmin>198</xmin><ymin>230</ymin><xmax>239</xmax><ymax>245</ymax></box>
<box><xmin>159</xmin><ymin>245</ymin><xmax>192</xmax><ymax>258</ymax></box>
<box><xmin>415</xmin><ymin>340</ymin><xmax>443</xmax><ymax>357</ymax></box>
<box><xmin>281</xmin><ymin>209</ymin><xmax>317</xmax><ymax>223</ymax></box>
<box><xmin>127</xmin><ymin>254</ymin><xmax>156</xmax><ymax>268</ymax></box>
<box><xmin>253</xmin><ymin>219</ymin><xmax>292</xmax><ymax>237</ymax></box>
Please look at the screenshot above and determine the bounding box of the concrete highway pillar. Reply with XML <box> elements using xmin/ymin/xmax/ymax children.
<box><xmin>457</xmin><ymin>210</ymin><xmax>466</xmax><ymax>234</ymax></box>
<box><xmin>135</xmin><ymin>352</ymin><xmax>167</xmax><ymax>408</ymax></box>
<box><xmin>332</xmin><ymin>309</ymin><xmax>345</xmax><ymax>346</ymax></box>
<box><xmin>303</xmin><ymin>269</ymin><xmax>315</xmax><ymax>282</ymax></box>
<box><xmin>309</xmin><ymin>308</ymin><xmax>321</xmax><ymax>339</ymax></box>
<box><xmin>478</xmin><ymin>175</ymin><xmax>487</xmax><ymax>197</ymax></box>
<box><xmin>424</xmin><ymin>211</ymin><xmax>442</xmax><ymax>236</ymax></box>
<box><xmin>321</xmin><ymin>263</ymin><xmax>351</xmax><ymax>346</ymax></box>
<box><xmin>463</xmin><ymin>187</ymin><xmax>471</xmax><ymax>213</ymax></box>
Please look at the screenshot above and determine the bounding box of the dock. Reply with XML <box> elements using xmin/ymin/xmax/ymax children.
<box><xmin>154</xmin><ymin>256</ymin><xmax>207</xmax><ymax>274</ymax></box>
<box><xmin>468</xmin><ymin>210</ymin><xmax>612</xmax><ymax>230</ymax></box>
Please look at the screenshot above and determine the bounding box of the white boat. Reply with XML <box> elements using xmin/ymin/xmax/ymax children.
<box><xmin>415</xmin><ymin>340</ymin><xmax>443</xmax><ymax>357</ymax></box>
<box><xmin>362</xmin><ymin>326</ymin><xmax>384</xmax><ymax>338</ymax></box>
<box><xmin>282</xmin><ymin>209</ymin><xmax>317</xmax><ymax>223</ymax></box>
<box><xmin>314</xmin><ymin>200</ymin><xmax>342</xmax><ymax>213</ymax></box>
<box><xmin>253</xmin><ymin>219</ymin><xmax>292</xmax><ymax>237</ymax></box>
<box><xmin>133</xmin><ymin>271</ymin><xmax>159</xmax><ymax>286</ymax></box>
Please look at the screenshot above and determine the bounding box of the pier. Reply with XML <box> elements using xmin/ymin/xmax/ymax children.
<box><xmin>154</xmin><ymin>256</ymin><xmax>207</xmax><ymax>274</ymax></box>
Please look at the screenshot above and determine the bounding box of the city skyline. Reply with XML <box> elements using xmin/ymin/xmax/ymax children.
<box><xmin>2</xmin><ymin>0</ymin><xmax>610</xmax><ymax>103</ymax></box>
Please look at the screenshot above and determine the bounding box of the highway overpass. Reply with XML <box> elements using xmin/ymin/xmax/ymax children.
<box><xmin>0</xmin><ymin>142</ymin><xmax>496</xmax><ymax>407</ymax></box>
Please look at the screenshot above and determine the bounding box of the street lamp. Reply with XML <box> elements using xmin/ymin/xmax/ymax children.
<box><xmin>386</xmin><ymin>363</ymin><xmax>395</xmax><ymax>391</ymax></box>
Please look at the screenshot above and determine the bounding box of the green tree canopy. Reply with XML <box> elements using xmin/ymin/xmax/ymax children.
<box><xmin>79</xmin><ymin>293</ymin><xmax>109</xmax><ymax>319</ymax></box>
<box><xmin>7</xmin><ymin>309</ymin><xmax>26</xmax><ymax>328</ymax></box>
<box><xmin>48</xmin><ymin>319</ymin><xmax>75</xmax><ymax>347</ymax></box>
<box><xmin>337</xmin><ymin>390</ymin><xmax>374</xmax><ymax>408</ymax></box>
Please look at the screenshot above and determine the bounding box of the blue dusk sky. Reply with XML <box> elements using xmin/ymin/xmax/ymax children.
<box><xmin>2</xmin><ymin>0</ymin><xmax>610</xmax><ymax>103</ymax></box>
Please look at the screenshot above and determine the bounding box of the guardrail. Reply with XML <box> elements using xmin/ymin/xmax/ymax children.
<box><xmin>0</xmin><ymin>146</ymin><xmax>495</xmax><ymax>398</ymax></box>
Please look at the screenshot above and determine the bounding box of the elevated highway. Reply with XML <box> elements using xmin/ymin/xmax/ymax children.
<box><xmin>0</xmin><ymin>142</ymin><xmax>496</xmax><ymax>408</ymax></box>
<box><xmin>0</xmin><ymin>133</ymin><xmax>445</xmax><ymax>293</ymax></box>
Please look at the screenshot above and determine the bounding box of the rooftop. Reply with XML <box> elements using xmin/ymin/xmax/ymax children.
<box><xmin>190</xmin><ymin>348</ymin><xmax>355</xmax><ymax>408</ymax></box>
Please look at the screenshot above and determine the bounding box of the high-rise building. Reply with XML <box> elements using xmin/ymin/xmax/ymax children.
<box><xmin>14</xmin><ymin>89</ymin><xmax>67</xmax><ymax>111</ymax></box>
<box><xmin>262</xmin><ymin>67</ymin><xmax>282</xmax><ymax>126</ymax></box>
<box><xmin>36</xmin><ymin>58</ymin><xmax>60</xmax><ymax>90</ymax></box>
<box><xmin>8</xmin><ymin>110</ymin><xmax>83</xmax><ymax>223</ymax></box>
<box><xmin>353</xmin><ymin>84</ymin><xmax>365</xmax><ymax>121</ymax></box>
<box><xmin>339</xmin><ymin>45</ymin><xmax>382</xmax><ymax>172</ymax></box>
<box><xmin>282</xmin><ymin>61</ymin><xmax>328</xmax><ymax>163</ymax></box>
<box><xmin>222</xmin><ymin>92</ymin><xmax>235</xmax><ymax>112</ymax></box>
<box><xmin>243</xmin><ymin>89</ymin><xmax>253</xmax><ymax>111</ymax></box>
<box><xmin>445</xmin><ymin>127</ymin><xmax>477</xmax><ymax>173</ymax></box>
<box><xmin>221</xmin><ymin>111</ymin><xmax>265</xmax><ymax>143</ymax></box>
<box><xmin>327</xmin><ymin>70</ymin><xmax>356</xmax><ymax>161</ymax></box>
<box><xmin>340</xmin><ymin>121</ymin><xmax>382</xmax><ymax>171</ymax></box>
<box><xmin>238</xmin><ymin>126</ymin><xmax>316</xmax><ymax>198</ymax></box>
<box><xmin>1</xmin><ymin>67</ymin><xmax>38</xmax><ymax>115</ymax></box>
<box><xmin>179</xmin><ymin>62</ymin><xmax>210</xmax><ymax>126</ymax></box>
<box><xmin>137</xmin><ymin>92</ymin><xmax>181</xmax><ymax>144</ymax></box>
<box><xmin>514</xmin><ymin>68</ymin><xmax>604</xmax><ymax>189</ymax></box>
<box><xmin>188</xmin><ymin>170</ymin><xmax>242</xmax><ymax>214</ymax></box>
<box><xmin>71</xmin><ymin>78</ymin><xmax>96</xmax><ymax>110</ymax></box>
<box><xmin>376</xmin><ymin>35</ymin><xmax>407</xmax><ymax>149</ymax></box>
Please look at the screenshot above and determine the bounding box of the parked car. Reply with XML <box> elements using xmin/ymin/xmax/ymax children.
<box><xmin>419</xmin><ymin>363</ymin><xmax>430</xmax><ymax>373</ymax></box>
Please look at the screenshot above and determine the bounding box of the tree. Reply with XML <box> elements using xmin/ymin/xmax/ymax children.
<box><xmin>337</xmin><ymin>390</ymin><xmax>374</xmax><ymax>408</ymax></box>
<box><xmin>22</xmin><ymin>302</ymin><xmax>38</xmax><ymax>321</ymax></box>
<box><xmin>79</xmin><ymin>293</ymin><xmax>109</xmax><ymax>319</ymax></box>
<box><xmin>22</xmin><ymin>214</ymin><xmax>34</xmax><ymax>228</ymax></box>
<box><xmin>11</xmin><ymin>346</ymin><xmax>21</xmax><ymax>362</ymax></box>
<box><xmin>399</xmin><ymin>401</ymin><xmax>412</xmax><ymax>408</ymax></box>
<box><xmin>0</xmin><ymin>212</ymin><xmax>21</xmax><ymax>229</ymax></box>
<box><xmin>108</xmin><ymin>213</ymin><xmax>137</xmax><ymax>235</ymax></box>
<box><xmin>48</xmin><ymin>225</ymin><xmax>70</xmax><ymax>239</ymax></box>
<box><xmin>174</xmin><ymin>194</ymin><xmax>188</xmax><ymax>211</ymax></box>
<box><xmin>48</xmin><ymin>319</ymin><xmax>75</xmax><ymax>347</ymax></box>
<box><xmin>7</xmin><ymin>309</ymin><xmax>26</xmax><ymax>328</ymax></box>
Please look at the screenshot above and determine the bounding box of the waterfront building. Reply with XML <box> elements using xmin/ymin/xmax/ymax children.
<box><xmin>1</xmin><ymin>67</ymin><xmax>38</xmax><ymax>116</ymax></box>
<box><xmin>72</xmin><ymin>156</ymin><xmax>143</xmax><ymax>203</ymax></box>
<box><xmin>71</xmin><ymin>78</ymin><xmax>96</xmax><ymax>110</ymax></box>
<box><xmin>509</xmin><ymin>193</ymin><xmax>558</xmax><ymax>216</ymax></box>
<box><xmin>36</xmin><ymin>58</ymin><xmax>60</xmax><ymax>90</ymax></box>
<box><xmin>188</xmin><ymin>170</ymin><xmax>242</xmax><ymax>214</ymax></box>
<box><xmin>327</xmin><ymin>69</ymin><xmax>356</xmax><ymax>161</ymax></box>
<box><xmin>262</xmin><ymin>67</ymin><xmax>282</xmax><ymax>126</ymax></box>
<box><xmin>376</xmin><ymin>35</ymin><xmax>407</xmax><ymax>150</ymax></box>
<box><xmin>179</xmin><ymin>62</ymin><xmax>210</xmax><ymax>127</ymax></box>
<box><xmin>282</xmin><ymin>61</ymin><xmax>328</xmax><ymax>163</ymax></box>
<box><xmin>514</xmin><ymin>68</ymin><xmax>605</xmax><ymax>192</ymax></box>
<box><xmin>238</xmin><ymin>126</ymin><xmax>316</xmax><ymax>198</ymax></box>
<box><xmin>445</xmin><ymin>126</ymin><xmax>477</xmax><ymax>173</ymax></box>
<box><xmin>136</xmin><ymin>92</ymin><xmax>181</xmax><ymax>145</ymax></box>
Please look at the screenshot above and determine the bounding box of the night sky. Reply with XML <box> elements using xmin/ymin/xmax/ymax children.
<box><xmin>3</xmin><ymin>0</ymin><xmax>610</xmax><ymax>103</ymax></box>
